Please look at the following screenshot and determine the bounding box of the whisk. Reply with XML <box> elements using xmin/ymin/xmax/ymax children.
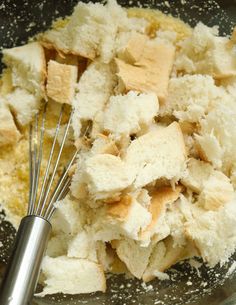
<box><xmin>0</xmin><ymin>102</ymin><xmax>84</xmax><ymax>305</ymax></box>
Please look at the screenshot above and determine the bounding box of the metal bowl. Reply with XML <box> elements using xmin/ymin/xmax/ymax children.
<box><xmin>0</xmin><ymin>0</ymin><xmax>236</xmax><ymax>304</ymax></box>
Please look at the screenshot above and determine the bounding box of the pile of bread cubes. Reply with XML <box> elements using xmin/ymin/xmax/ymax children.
<box><xmin>0</xmin><ymin>0</ymin><xmax>236</xmax><ymax>296</ymax></box>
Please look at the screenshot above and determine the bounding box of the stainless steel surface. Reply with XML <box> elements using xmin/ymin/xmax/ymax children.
<box><xmin>0</xmin><ymin>216</ymin><xmax>51</xmax><ymax>305</ymax></box>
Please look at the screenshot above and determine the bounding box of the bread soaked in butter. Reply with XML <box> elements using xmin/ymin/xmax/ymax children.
<box><xmin>0</xmin><ymin>0</ymin><xmax>236</xmax><ymax>296</ymax></box>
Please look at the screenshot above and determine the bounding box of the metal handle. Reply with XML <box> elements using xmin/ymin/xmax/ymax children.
<box><xmin>0</xmin><ymin>215</ymin><xmax>51</xmax><ymax>305</ymax></box>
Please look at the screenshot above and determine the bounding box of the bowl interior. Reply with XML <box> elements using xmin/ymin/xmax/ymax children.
<box><xmin>0</xmin><ymin>1</ymin><xmax>236</xmax><ymax>304</ymax></box>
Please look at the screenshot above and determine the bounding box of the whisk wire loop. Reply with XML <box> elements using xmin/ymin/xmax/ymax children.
<box><xmin>27</xmin><ymin>103</ymin><xmax>76</xmax><ymax>221</ymax></box>
<box><xmin>38</xmin><ymin>108</ymin><xmax>73</xmax><ymax>218</ymax></box>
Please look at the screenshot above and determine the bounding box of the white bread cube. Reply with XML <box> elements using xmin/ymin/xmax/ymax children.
<box><xmin>103</xmin><ymin>91</ymin><xmax>158</xmax><ymax>137</ymax></box>
<box><xmin>67</xmin><ymin>231</ymin><xmax>97</xmax><ymax>262</ymax></box>
<box><xmin>52</xmin><ymin>197</ymin><xmax>86</xmax><ymax>235</ymax></box>
<box><xmin>115</xmin><ymin>39</ymin><xmax>175</xmax><ymax>102</ymax></box>
<box><xmin>162</xmin><ymin>74</ymin><xmax>221</xmax><ymax>122</ymax></box>
<box><xmin>198</xmin><ymin>171</ymin><xmax>234</xmax><ymax>211</ymax></box>
<box><xmin>154</xmin><ymin>30</ymin><xmax>178</xmax><ymax>46</ymax></box>
<box><xmin>39</xmin><ymin>256</ymin><xmax>106</xmax><ymax>295</ymax></box>
<box><xmin>107</xmin><ymin>195</ymin><xmax>152</xmax><ymax>240</ymax></box>
<box><xmin>141</xmin><ymin>186</ymin><xmax>182</xmax><ymax>243</ymax></box>
<box><xmin>142</xmin><ymin>241</ymin><xmax>166</xmax><ymax>281</ymax></box>
<box><xmin>46</xmin><ymin>60</ymin><xmax>78</xmax><ymax>105</ymax></box>
<box><xmin>195</xmin><ymin>134</ymin><xmax>223</xmax><ymax>169</ymax></box>
<box><xmin>175</xmin><ymin>23</ymin><xmax>236</xmax><ymax>79</ymax></box>
<box><xmin>125</xmin><ymin>122</ymin><xmax>187</xmax><ymax>188</ymax></box>
<box><xmin>113</xmin><ymin>238</ymin><xmax>152</xmax><ymax>279</ymax></box>
<box><xmin>185</xmin><ymin>198</ymin><xmax>236</xmax><ymax>267</ymax></box>
<box><xmin>41</xmin><ymin>1</ymin><xmax>129</xmax><ymax>63</ymax></box>
<box><xmin>72</xmin><ymin>154</ymin><xmax>132</xmax><ymax>200</ymax></box>
<box><xmin>92</xmin><ymin>195</ymin><xmax>151</xmax><ymax>241</ymax></box>
<box><xmin>117</xmin><ymin>32</ymin><xmax>149</xmax><ymax>63</ymax></box>
<box><xmin>84</xmin><ymin>154</ymin><xmax>132</xmax><ymax>199</ymax></box>
<box><xmin>196</xmin><ymin>94</ymin><xmax>236</xmax><ymax>172</ymax></box>
<box><xmin>90</xmin><ymin>135</ymin><xmax>119</xmax><ymax>156</ymax></box>
<box><xmin>143</xmin><ymin>237</ymin><xmax>197</xmax><ymax>282</ymax></box>
<box><xmin>181</xmin><ymin>158</ymin><xmax>234</xmax><ymax>211</ymax></box>
<box><xmin>72</xmin><ymin>60</ymin><xmax>115</xmax><ymax>139</ymax></box>
<box><xmin>46</xmin><ymin>234</ymin><xmax>68</xmax><ymax>257</ymax></box>
<box><xmin>0</xmin><ymin>99</ymin><xmax>21</xmax><ymax>147</ymax></box>
<box><xmin>2</xmin><ymin>42</ymin><xmax>46</xmax><ymax>98</ymax></box>
<box><xmin>41</xmin><ymin>1</ymin><xmax>147</xmax><ymax>63</ymax></box>
<box><xmin>181</xmin><ymin>158</ymin><xmax>213</xmax><ymax>193</ymax></box>
<box><xmin>6</xmin><ymin>88</ymin><xmax>40</xmax><ymax>126</ymax></box>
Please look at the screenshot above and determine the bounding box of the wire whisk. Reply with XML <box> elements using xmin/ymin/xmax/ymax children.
<box><xmin>0</xmin><ymin>102</ymin><xmax>85</xmax><ymax>305</ymax></box>
<box><xmin>28</xmin><ymin>102</ymin><xmax>77</xmax><ymax>221</ymax></box>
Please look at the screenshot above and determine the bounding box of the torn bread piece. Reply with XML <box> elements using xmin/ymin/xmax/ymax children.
<box><xmin>46</xmin><ymin>234</ymin><xmax>69</xmax><ymax>258</ymax></box>
<box><xmin>72</xmin><ymin>123</ymin><xmax>186</xmax><ymax>200</ymax></box>
<box><xmin>143</xmin><ymin>237</ymin><xmax>197</xmax><ymax>282</ymax></box>
<box><xmin>103</xmin><ymin>91</ymin><xmax>158</xmax><ymax>137</ymax></box>
<box><xmin>2</xmin><ymin>42</ymin><xmax>46</xmax><ymax>98</ymax></box>
<box><xmin>198</xmin><ymin>171</ymin><xmax>234</xmax><ymax>211</ymax></box>
<box><xmin>72</xmin><ymin>60</ymin><xmax>115</xmax><ymax>139</ymax></box>
<box><xmin>67</xmin><ymin>231</ymin><xmax>98</xmax><ymax>262</ymax></box>
<box><xmin>153</xmin><ymin>30</ymin><xmax>178</xmax><ymax>46</ymax></box>
<box><xmin>195</xmin><ymin>133</ymin><xmax>223</xmax><ymax>169</ymax></box>
<box><xmin>107</xmin><ymin>195</ymin><xmax>133</xmax><ymax>219</ymax></box>
<box><xmin>146</xmin><ymin>186</ymin><xmax>183</xmax><ymax>232</ymax></box>
<box><xmin>181</xmin><ymin>158</ymin><xmax>234</xmax><ymax>211</ymax></box>
<box><xmin>117</xmin><ymin>32</ymin><xmax>149</xmax><ymax>63</ymax></box>
<box><xmin>112</xmin><ymin>238</ymin><xmax>152</xmax><ymax>279</ymax></box>
<box><xmin>71</xmin><ymin>154</ymin><xmax>132</xmax><ymax>200</ymax></box>
<box><xmin>195</xmin><ymin>94</ymin><xmax>236</xmax><ymax>172</ymax></box>
<box><xmin>185</xmin><ymin>198</ymin><xmax>236</xmax><ymax>267</ymax></box>
<box><xmin>94</xmin><ymin>195</ymin><xmax>151</xmax><ymax>240</ymax></box>
<box><xmin>175</xmin><ymin>23</ymin><xmax>236</xmax><ymax>79</ymax></box>
<box><xmin>40</xmin><ymin>0</ymin><xmax>144</xmax><ymax>63</ymax></box>
<box><xmin>46</xmin><ymin>60</ymin><xmax>78</xmax><ymax>105</ymax></box>
<box><xmin>161</xmin><ymin>74</ymin><xmax>221</xmax><ymax>122</ymax></box>
<box><xmin>141</xmin><ymin>186</ymin><xmax>182</xmax><ymax>243</ymax></box>
<box><xmin>181</xmin><ymin>158</ymin><xmax>213</xmax><ymax>193</ymax></box>
<box><xmin>0</xmin><ymin>99</ymin><xmax>21</xmax><ymax>146</ymax></box>
<box><xmin>115</xmin><ymin>33</ymin><xmax>175</xmax><ymax>102</ymax></box>
<box><xmin>125</xmin><ymin>122</ymin><xmax>187</xmax><ymax>188</ymax></box>
<box><xmin>84</xmin><ymin>154</ymin><xmax>132</xmax><ymax>199</ymax></box>
<box><xmin>51</xmin><ymin>197</ymin><xmax>87</xmax><ymax>235</ymax></box>
<box><xmin>39</xmin><ymin>256</ymin><xmax>106</xmax><ymax>296</ymax></box>
<box><xmin>5</xmin><ymin>88</ymin><xmax>40</xmax><ymax>126</ymax></box>
<box><xmin>90</xmin><ymin>135</ymin><xmax>119</xmax><ymax>156</ymax></box>
<box><xmin>107</xmin><ymin>193</ymin><xmax>152</xmax><ymax>237</ymax></box>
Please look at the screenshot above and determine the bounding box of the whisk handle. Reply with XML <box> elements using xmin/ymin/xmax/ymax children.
<box><xmin>0</xmin><ymin>215</ymin><xmax>51</xmax><ymax>305</ymax></box>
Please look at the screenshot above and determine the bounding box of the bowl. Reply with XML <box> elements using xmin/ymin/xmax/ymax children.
<box><xmin>0</xmin><ymin>1</ymin><xmax>236</xmax><ymax>304</ymax></box>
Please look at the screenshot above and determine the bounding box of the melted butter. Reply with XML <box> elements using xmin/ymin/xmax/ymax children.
<box><xmin>128</xmin><ymin>8</ymin><xmax>192</xmax><ymax>40</ymax></box>
<box><xmin>0</xmin><ymin>125</ymin><xmax>74</xmax><ymax>224</ymax></box>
